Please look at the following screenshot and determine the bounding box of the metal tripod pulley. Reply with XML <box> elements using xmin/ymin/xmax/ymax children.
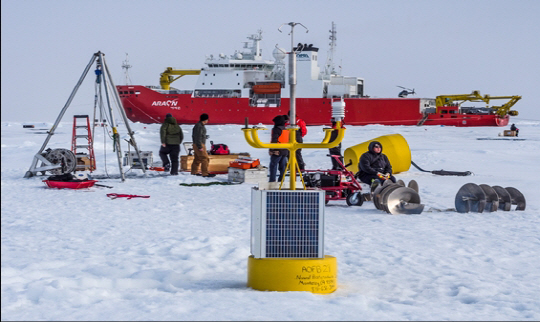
<box><xmin>24</xmin><ymin>51</ymin><xmax>145</xmax><ymax>181</ymax></box>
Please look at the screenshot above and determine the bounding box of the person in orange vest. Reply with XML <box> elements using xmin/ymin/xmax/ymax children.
<box><xmin>285</xmin><ymin>111</ymin><xmax>307</xmax><ymax>170</ymax></box>
<box><xmin>269</xmin><ymin>115</ymin><xmax>289</xmax><ymax>182</ymax></box>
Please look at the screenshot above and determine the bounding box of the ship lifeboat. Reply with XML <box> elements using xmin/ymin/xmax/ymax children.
<box><xmin>252</xmin><ymin>83</ymin><xmax>281</xmax><ymax>94</ymax></box>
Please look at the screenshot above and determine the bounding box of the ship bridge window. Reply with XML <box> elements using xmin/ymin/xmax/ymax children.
<box><xmin>449</xmin><ymin>110</ymin><xmax>457</xmax><ymax>114</ymax></box>
<box><xmin>130</xmin><ymin>91</ymin><xmax>134</xmax><ymax>94</ymax></box>
<box><xmin>441</xmin><ymin>110</ymin><xmax>448</xmax><ymax>114</ymax></box>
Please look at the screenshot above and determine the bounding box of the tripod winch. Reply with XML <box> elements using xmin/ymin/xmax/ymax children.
<box><xmin>24</xmin><ymin>51</ymin><xmax>145</xmax><ymax>181</ymax></box>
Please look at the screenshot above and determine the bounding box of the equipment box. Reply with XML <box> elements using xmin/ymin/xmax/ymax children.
<box><xmin>228</xmin><ymin>167</ymin><xmax>268</xmax><ymax>184</ymax></box>
<box><xmin>123</xmin><ymin>151</ymin><xmax>153</xmax><ymax>169</ymax></box>
<box><xmin>503</xmin><ymin>130</ymin><xmax>517</xmax><ymax>137</ymax></box>
<box><xmin>181</xmin><ymin>153</ymin><xmax>249</xmax><ymax>173</ymax></box>
<box><xmin>76</xmin><ymin>155</ymin><xmax>92</xmax><ymax>171</ymax></box>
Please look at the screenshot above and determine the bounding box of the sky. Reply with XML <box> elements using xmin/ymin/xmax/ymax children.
<box><xmin>2</xmin><ymin>0</ymin><xmax>539</xmax><ymax>122</ymax></box>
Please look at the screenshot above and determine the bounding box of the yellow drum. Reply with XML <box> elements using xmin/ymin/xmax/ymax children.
<box><xmin>247</xmin><ymin>255</ymin><xmax>337</xmax><ymax>293</ymax></box>
<box><xmin>344</xmin><ymin>134</ymin><xmax>411</xmax><ymax>174</ymax></box>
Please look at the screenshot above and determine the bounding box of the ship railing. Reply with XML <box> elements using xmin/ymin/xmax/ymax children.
<box><xmin>249</xmin><ymin>97</ymin><xmax>281</xmax><ymax>107</ymax></box>
<box><xmin>461</xmin><ymin>106</ymin><xmax>495</xmax><ymax>115</ymax></box>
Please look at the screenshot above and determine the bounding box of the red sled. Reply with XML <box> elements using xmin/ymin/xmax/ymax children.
<box><xmin>43</xmin><ymin>180</ymin><xmax>98</xmax><ymax>189</ymax></box>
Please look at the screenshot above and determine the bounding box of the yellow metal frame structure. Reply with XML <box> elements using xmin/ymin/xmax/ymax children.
<box><xmin>242</xmin><ymin>121</ymin><xmax>345</xmax><ymax>190</ymax></box>
<box><xmin>435</xmin><ymin>90</ymin><xmax>521</xmax><ymax>117</ymax></box>
<box><xmin>159</xmin><ymin>67</ymin><xmax>201</xmax><ymax>90</ymax></box>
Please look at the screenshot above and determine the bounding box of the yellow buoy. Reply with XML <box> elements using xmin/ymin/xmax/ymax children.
<box><xmin>344</xmin><ymin>134</ymin><xmax>411</xmax><ymax>174</ymax></box>
<box><xmin>247</xmin><ymin>255</ymin><xmax>337</xmax><ymax>293</ymax></box>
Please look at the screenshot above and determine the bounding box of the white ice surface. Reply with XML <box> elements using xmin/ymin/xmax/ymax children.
<box><xmin>2</xmin><ymin>120</ymin><xmax>539</xmax><ymax>320</ymax></box>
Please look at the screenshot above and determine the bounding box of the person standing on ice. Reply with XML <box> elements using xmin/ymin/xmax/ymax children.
<box><xmin>159</xmin><ymin>113</ymin><xmax>183</xmax><ymax>175</ymax></box>
<box><xmin>191</xmin><ymin>113</ymin><xmax>215</xmax><ymax>177</ymax></box>
<box><xmin>356</xmin><ymin>141</ymin><xmax>396</xmax><ymax>191</ymax></box>
<box><xmin>328</xmin><ymin>119</ymin><xmax>345</xmax><ymax>170</ymax></box>
<box><xmin>268</xmin><ymin>115</ymin><xmax>289</xmax><ymax>183</ymax></box>
<box><xmin>284</xmin><ymin>111</ymin><xmax>307</xmax><ymax>171</ymax></box>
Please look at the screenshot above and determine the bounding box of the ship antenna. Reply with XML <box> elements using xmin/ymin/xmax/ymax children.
<box><xmin>324</xmin><ymin>22</ymin><xmax>337</xmax><ymax>78</ymax></box>
<box><xmin>122</xmin><ymin>53</ymin><xmax>132</xmax><ymax>85</ymax></box>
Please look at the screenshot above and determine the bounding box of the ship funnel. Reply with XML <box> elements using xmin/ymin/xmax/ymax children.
<box><xmin>331</xmin><ymin>99</ymin><xmax>345</xmax><ymax>121</ymax></box>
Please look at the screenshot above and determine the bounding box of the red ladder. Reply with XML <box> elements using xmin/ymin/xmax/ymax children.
<box><xmin>71</xmin><ymin>115</ymin><xmax>96</xmax><ymax>171</ymax></box>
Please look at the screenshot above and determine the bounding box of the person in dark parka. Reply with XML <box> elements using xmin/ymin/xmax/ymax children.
<box><xmin>510</xmin><ymin>123</ymin><xmax>519</xmax><ymax>137</ymax></box>
<box><xmin>356</xmin><ymin>141</ymin><xmax>397</xmax><ymax>187</ymax></box>
<box><xmin>269</xmin><ymin>115</ymin><xmax>290</xmax><ymax>182</ymax></box>
<box><xmin>328</xmin><ymin>119</ymin><xmax>344</xmax><ymax>170</ymax></box>
<box><xmin>191</xmin><ymin>113</ymin><xmax>215</xmax><ymax>177</ymax></box>
<box><xmin>159</xmin><ymin>113</ymin><xmax>183</xmax><ymax>175</ymax></box>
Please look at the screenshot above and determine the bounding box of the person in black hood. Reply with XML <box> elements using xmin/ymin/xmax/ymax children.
<box><xmin>510</xmin><ymin>123</ymin><xmax>519</xmax><ymax>137</ymax></box>
<box><xmin>356</xmin><ymin>141</ymin><xmax>397</xmax><ymax>189</ymax></box>
<box><xmin>268</xmin><ymin>115</ymin><xmax>289</xmax><ymax>183</ymax></box>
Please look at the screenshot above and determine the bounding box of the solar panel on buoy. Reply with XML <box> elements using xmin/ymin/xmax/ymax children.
<box><xmin>251</xmin><ymin>189</ymin><xmax>325</xmax><ymax>258</ymax></box>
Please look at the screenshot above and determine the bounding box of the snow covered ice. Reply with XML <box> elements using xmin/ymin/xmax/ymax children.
<box><xmin>2</xmin><ymin>120</ymin><xmax>540</xmax><ymax>320</ymax></box>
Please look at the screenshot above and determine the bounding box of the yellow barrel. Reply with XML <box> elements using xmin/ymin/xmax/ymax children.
<box><xmin>344</xmin><ymin>134</ymin><xmax>411</xmax><ymax>174</ymax></box>
<box><xmin>247</xmin><ymin>255</ymin><xmax>337</xmax><ymax>293</ymax></box>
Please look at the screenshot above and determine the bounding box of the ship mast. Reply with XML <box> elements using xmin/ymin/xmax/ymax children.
<box><xmin>242</xmin><ymin>30</ymin><xmax>263</xmax><ymax>60</ymax></box>
<box><xmin>323</xmin><ymin>22</ymin><xmax>337</xmax><ymax>79</ymax></box>
<box><xmin>121</xmin><ymin>53</ymin><xmax>132</xmax><ymax>85</ymax></box>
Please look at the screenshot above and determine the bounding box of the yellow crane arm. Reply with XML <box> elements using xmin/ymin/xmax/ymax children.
<box><xmin>435</xmin><ymin>90</ymin><xmax>489</xmax><ymax>108</ymax></box>
<box><xmin>435</xmin><ymin>90</ymin><xmax>521</xmax><ymax>116</ymax></box>
<box><xmin>487</xmin><ymin>95</ymin><xmax>522</xmax><ymax>116</ymax></box>
<box><xmin>159</xmin><ymin>67</ymin><xmax>201</xmax><ymax>90</ymax></box>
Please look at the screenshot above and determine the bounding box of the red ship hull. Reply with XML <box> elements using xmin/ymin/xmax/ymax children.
<box><xmin>118</xmin><ymin>85</ymin><xmax>508</xmax><ymax>127</ymax></box>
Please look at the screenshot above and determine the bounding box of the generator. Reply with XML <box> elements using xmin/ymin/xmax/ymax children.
<box><xmin>123</xmin><ymin>151</ymin><xmax>153</xmax><ymax>169</ymax></box>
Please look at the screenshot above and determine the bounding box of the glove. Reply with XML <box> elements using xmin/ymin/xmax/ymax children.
<box><xmin>385</xmin><ymin>173</ymin><xmax>391</xmax><ymax>178</ymax></box>
<box><xmin>377</xmin><ymin>172</ymin><xmax>384</xmax><ymax>178</ymax></box>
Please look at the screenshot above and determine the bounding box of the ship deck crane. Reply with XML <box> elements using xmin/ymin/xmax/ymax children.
<box><xmin>160</xmin><ymin>67</ymin><xmax>201</xmax><ymax>90</ymax></box>
<box><xmin>435</xmin><ymin>90</ymin><xmax>521</xmax><ymax>116</ymax></box>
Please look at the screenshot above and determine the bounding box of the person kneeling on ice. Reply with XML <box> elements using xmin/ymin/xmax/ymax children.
<box><xmin>356</xmin><ymin>141</ymin><xmax>397</xmax><ymax>191</ymax></box>
<box><xmin>510</xmin><ymin>123</ymin><xmax>519</xmax><ymax>137</ymax></box>
<box><xmin>268</xmin><ymin>115</ymin><xmax>289</xmax><ymax>183</ymax></box>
